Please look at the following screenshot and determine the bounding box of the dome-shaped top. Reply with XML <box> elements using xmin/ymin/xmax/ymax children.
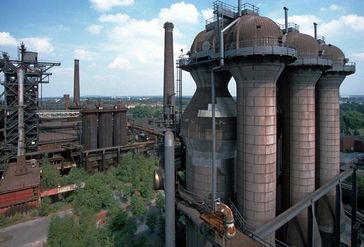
<box><xmin>228</xmin><ymin>14</ymin><xmax>283</xmax><ymax>49</ymax></box>
<box><xmin>285</xmin><ymin>31</ymin><xmax>320</xmax><ymax>58</ymax></box>
<box><xmin>190</xmin><ymin>29</ymin><xmax>217</xmax><ymax>53</ymax></box>
<box><xmin>320</xmin><ymin>44</ymin><xmax>345</xmax><ymax>66</ymax></box>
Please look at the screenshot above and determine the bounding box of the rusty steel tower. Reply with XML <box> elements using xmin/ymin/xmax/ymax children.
<box><xmin>0</xmin><ymin>44</ymin><xmax>60</xmax><ymax>172</ymax></box>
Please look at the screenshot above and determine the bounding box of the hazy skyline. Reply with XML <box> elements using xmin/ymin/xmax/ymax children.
<box><xmin>0</xmin><ymin>0</ymin><xmax>363</xmax><ymax>97</ymax></box>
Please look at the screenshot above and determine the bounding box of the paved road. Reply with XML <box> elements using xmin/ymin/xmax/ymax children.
<box><xmin>0</xmin><ymin>209</ymin><xmax>73</xmax><ymax>247</ymax></box>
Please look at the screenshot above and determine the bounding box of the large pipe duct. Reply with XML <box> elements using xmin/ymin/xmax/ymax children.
<box><xmin>15</xmin><ymin>67</ymin><xmax>27</xmax><ymax>175</ymax></box>
<box><xmin>73</xmin><ymin>59</ymin><xmax>80</xmax><ymax>107</ymax></box>
<box><xmin>163</xmin><ymin>22</ymin><xmax>175</xmax><ymax>123</ymax></box>
<box><xmin>164</xmin><ymin>130</ymin><xmax>175</xmax><ymax>247</ymax></box>
<box><xmin>17</xmin><ymin>68</ymin><xmax>25</xmax><ymax>157</ymax></box>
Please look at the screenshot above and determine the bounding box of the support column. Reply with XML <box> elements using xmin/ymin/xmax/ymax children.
<box><xmin>230</xmin><ymin>62</ymin><xmax>283</xmax><ymax>231</ymax></box>
<box><xmin>287</xmin><ymin>68</ymin><xmax>322</xmax><ymax>247</ymax></box>
<box><xmin>316</xmin><ymin>74</ymin><xmax>346</xmax><ymax>235</ymax></box>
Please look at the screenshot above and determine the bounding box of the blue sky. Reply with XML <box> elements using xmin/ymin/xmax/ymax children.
<box><xmin>0</xmin><ymin>0</ymin><xmax>363</xmax><ymax>97</ymax></box>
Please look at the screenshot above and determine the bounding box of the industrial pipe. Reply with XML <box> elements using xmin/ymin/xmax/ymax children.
<box><xmin>313</xmin><ymin>22</ymin><xmax>318</xmax><ymax>40</ymax></box>
<box><xmin>211</xmin><ymin>17</ymin><xmax>240</xmax><ymax>209</ymax></box>
<box><xmin>215</xmin><ymin>201</ymin><xmax>237</xmax><ymax>239</ymax></box>
<box><xmin>164</xmin><ymin>130</ymin><xmax>175</xmax><ymax>247</ymax></box>
<box><xmin>17</xmin><ymin>68</ymin><xmax>25</xmax><ymax>156</ymax></box>
<box><xmin>284</xmin><ymin>7</ymin><xmax>288</xmax><ymax>34</ymax></box>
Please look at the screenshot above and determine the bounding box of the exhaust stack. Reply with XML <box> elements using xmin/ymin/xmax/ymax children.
<box><xmin>163</xmin><ymin>22</ymin><xmax>175</xmax><ymax>125</ymax></box>
<box><xmin>314</xmin><ymin>22</ymin><xmax>318</xmax><ymax>40</ymax></box>
<box><xmin>73</xmin><ymin>59</ymin><xmax>80</xmax><ymax>107</ymax></box>
<box><xmin>284</xmin><ymin>7</ymin><xmax>288</xmax><ymax>34</ymax></box>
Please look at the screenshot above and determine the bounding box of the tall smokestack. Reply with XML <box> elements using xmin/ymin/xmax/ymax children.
<box><xmin>313</xmin><ymin>22</ymin><xmax>318</xmax><ymax>40</ymax></box>
<box><xmin>163</xmin><ymin>22</ymin><xmax>175</xmax><ymax>124</ymax></box>
<box><xmin>73</xmin><ymin>59</ymin><xmax>80</xmax><ymax>107</ymax></box>
<box><xmin>284</xmin><ymin>7</ymin><xmax>288</xmax><ymax>34</ymax></box>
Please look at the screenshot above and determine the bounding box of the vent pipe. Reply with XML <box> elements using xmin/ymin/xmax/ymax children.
<box><xmin>284</xmin><ymin>7</ymin><xmax>288</xmax><ymax>34</ymax></box>
<box><xmin>163</xmin><ymin>22</ymin><xmax>175</xmax><ymax>125</ymax></box>
<box><xmin>314</xmin><ymin>22</ymin><xmax>318</xmax><ymax>40</ymax></box>
<box><xmin>73</xmin><ymin>59</ymin><xmax>80</xmax><ymax>107</ymax></box>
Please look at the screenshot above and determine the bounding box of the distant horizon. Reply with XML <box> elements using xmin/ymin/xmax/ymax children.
<box><xmin>40</xmin><ymin>94</ymin><xmax>364</xmax><ymax>99</ymax></box>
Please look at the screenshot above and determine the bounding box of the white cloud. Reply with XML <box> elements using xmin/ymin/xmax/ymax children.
<box><xmin>274</xmin><ymin>14</ymin><xmax>364</xmax><ymax>38</ymax></box>
<box><xmin>20</xmin><ymin>37</ymin><xmax>54</xmax><ymax>53</ymax></box>
<box><xmin>98</xmin><ymin>13</ymin><xmax>129</xmax><ymax>23</ymax></box>
<box><xmin>320</xmin><ymin>4</ymin><xmax>343</xmax><ymax>12</ymax></box>
<box><xmin>90</xmin><ymin>0</ymin><xmax>134</xmax><ymax>11</ymax></box>
<box><xmin>57</xmin><ymin>25</ymin><xmax>70</xmax><ymax>31</ymax></box>
<box><xmin>74</xmin><ymin>48</ymin><xmax>98</xmax><ymax>60</ymax></box>
<box><xmin>351</xmin><ymin>52</ymin><xmax>364</xmax><ymax>61</ymax></box>
<box><xmin>108</xmin><ymin>56</ymin><xmax>131</xmax><ymax>69</ymax></box>
<box><xmin>340</xmin><ymin>15</ymin><xmax>364</xmax><ymax>31</ymax></box>
<box><xmin>0</xmin><ymin>32</ymin><xmax>17</xmax><ymax>46</ymax></box>
<box><xmin>87</xmin><ymin>24</ymin><xmax>103</xmax><ymax>34</ymax></box>
<box><xmin>201</xmin><ymin>8</ymin><xmax>213</xmax><ymax>21</ymax></box>
<box><xmin>329</xmin><ymin>4</ymin><xmax>341</xmax><ymax>11</ymax></box>
<box><xmin>159</xmin><ymin>1</ymin><xmax>199</xmax><ymax>24</ymax></box>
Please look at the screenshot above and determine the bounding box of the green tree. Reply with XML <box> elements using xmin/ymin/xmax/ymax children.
<box><xmin>41</xmin><ymin>159</ymin><xmax>61</xmax><ymax>188</ymax></box>
<box><xmin>61</xmin><ymin>168</ymin><xmax>87</xmax><ymax>186</ymax></box>
<box><xmin>146</xmin><ymin>210</ymin><xmax>158</xmax><ymax>232</ymax></box>
<box><xmin>39</xmin><ymin>197</ymin><xmax>52</xmax><ymax>216</ymax></box>
<box><xmin>109</xmin><ymin>211</ymin><xmax>137</xmax><ymax>246</ymax></box>
<box><xmin>131</xmin><ymin>194</ymin><xmax>146</xmax><ymax>216</ymax></box>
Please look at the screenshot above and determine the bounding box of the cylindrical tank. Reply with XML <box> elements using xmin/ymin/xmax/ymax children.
<box><xmin>316</xmin><ymin>44</ymin><xmax>355</xmax><ymax>238</ymax></box>
<box><xmin>113</xmin><ymin>103</ymin><xmax>128</xmax><ymax>146</ymax></box>
<box><xmin>181</xmin><ymin>67</ymin><xmax>236</xmax><ymax>201</ymax></box>
<box><xmin>81</xmin><ymin>103</ymin><xmax>98</xmax><ymax>150</ymax></box>
<box><xmin>282</xmin><ymin>30</ymin><xmax>327</xmax><ymax>246</ymax></box>
<box><xmin>98</xmin><ymin>104</ymin><xmax>113</xmax><ymax>148</ymax></box>
<box><xmin>227</xmin><ymin>14</ymin><xmax>293</xmax><ymax>232</ymax></box>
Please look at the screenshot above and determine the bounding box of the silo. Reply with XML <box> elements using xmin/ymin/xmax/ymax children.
<box><xmin>113</xmin><ymin>103</ymin><xmax>128</xmax><ymax>146</ymax></box>
<box><xmin>98</xmin><ymin>104</ymin><xmax>113</xmax><ymax>148</ymax></box>
<box><xmin>226</xmin><ymin>14</ymin><xmax>296</xmax><ymax>232</ymax></box>
<box><xmin>281</xmin><ymin>30</ymin><xmax>331</xmax><ymax>247</ymax></box>
<box><xmin>81</xmin><ymin>103</ymin><xmax>98</xmax><ymax>150</ymax></box>
<box><xmin>316</xmin><ymin>44</ymin><xmax>355</xmax><ymax>241</ymax></box>
<box><xmin>180</xmin><ymin>29</ymin><xmax>236</xmax><ymax>247</ymax></box>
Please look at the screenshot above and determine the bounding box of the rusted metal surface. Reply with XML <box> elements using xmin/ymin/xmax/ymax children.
<box><xmin>0</xmin><ymin>161</ymin><xmax>40</xmax><ymax>215</ymax></box>
<box><xmin>82</xmin><ymin>141</ymin><xmax>155</xmax><ymax>171</ymax></box>
<box><xmin>98</xmin><ymin>104</ymin><xmax>113</xmax><ymax>148</ymax></box>
<box><xmin>113</xmin><ymin>104</ymin><xmax>128</xmax><ymax>146</ymax></box>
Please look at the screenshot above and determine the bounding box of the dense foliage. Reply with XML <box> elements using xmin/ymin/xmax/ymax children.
<box><xmin>340</xmin><ymin>102</ymin><xmax>364</xmax><ymax>135</ymax></box>
<box><xmin>45</xmin><ymin>152</ymin><xmax>163</xmax><ymax>247</ymax></box>
<box><xmin>129</xmin><ymin>105</ymin><xmax>163</xmax><ymax>119</ymax></box>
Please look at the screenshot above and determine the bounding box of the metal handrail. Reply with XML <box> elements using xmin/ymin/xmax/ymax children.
<box><xmin>255</xmin><ymin>168</ymin><xmax>354</xmax><ymax>238</ymax></box>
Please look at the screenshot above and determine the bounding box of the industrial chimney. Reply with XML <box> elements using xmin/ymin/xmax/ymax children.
<box><xmin>163</xmin><ymin>22</ymin><xmax>175</xmax><ymax>124</ymax></box>
<box><xmin>73</xmin><ymin>59</ymin><xmax>80</xmax><ymax>108</ymax></box>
